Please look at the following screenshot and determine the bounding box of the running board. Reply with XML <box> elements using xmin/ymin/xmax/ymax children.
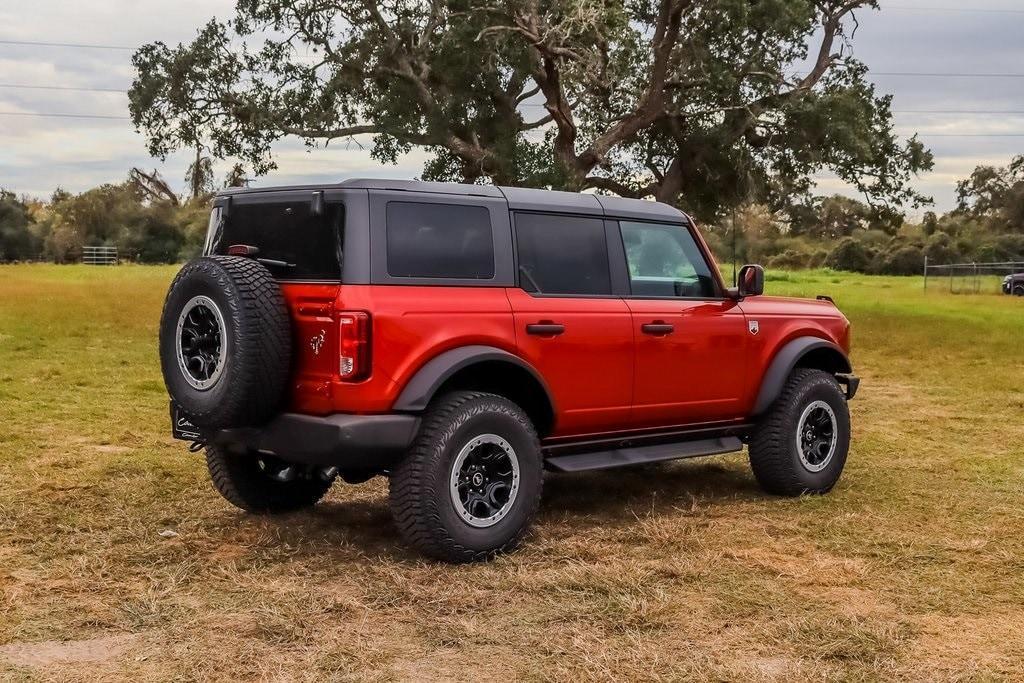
<box><xmin>544</xmin><ymin>436</ymin><xmax>744</xmax><ymax>473</ymax></box>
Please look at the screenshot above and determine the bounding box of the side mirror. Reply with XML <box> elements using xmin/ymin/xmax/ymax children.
<box><xmin>737</xmin><ymin>264</ymin><xmax>765</xmax><ymax>297</ymax></box>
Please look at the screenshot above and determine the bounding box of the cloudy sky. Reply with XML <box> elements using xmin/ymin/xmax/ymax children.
<box><xmin>1</xmin><ymin>1</ymin><xmax>1022</xmax><ymax>213</ymax></box>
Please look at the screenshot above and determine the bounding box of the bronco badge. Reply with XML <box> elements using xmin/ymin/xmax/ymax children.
<box><xmin>310</xmin><ymin>329</ymin><xmax>326</xmax><ymax>355</ymax></box>
<box><xmin>748</xmin><ymin>320</ymin><xmax>759</xmax><ymax>335</ymax></box>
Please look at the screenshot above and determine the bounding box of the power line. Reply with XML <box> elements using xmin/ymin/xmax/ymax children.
<box><xmin>894</xmin><ymin>110</ymin><xmax>1024</xmax><ymax>115</ymax></box>
<box><xmin>0</xmin><ymin>111</ymin><xmax>130</xmax><ymax>120</ymax></box>
<box><xmin>0</xmin><ymin>83</ymin><xmax>126</xmax><ymax>93</ymax></box>
<box><xmin>901</xmin><ymin>133</ymin><xmax>1024</xmax><ymax>137</ymax></box>
<box><xmin>0</xmin><ymin>38</ymin><xmax>135</xmax><ymax>50</ymax></box>
<box><xmin>887</xmin><ymin>5</ymin><xmax>1024</xmax><ymax>15</ymax></box>
<box><xmin>872</xmin><ymin>71</ymin><xmax>1024</xmax><ymax>78</ymax></box>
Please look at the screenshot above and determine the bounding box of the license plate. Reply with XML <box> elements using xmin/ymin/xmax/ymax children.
<box><xmin>170</xmin><ymin>403</ymin><xmax>203</xmax><ymax>441</ymax></box>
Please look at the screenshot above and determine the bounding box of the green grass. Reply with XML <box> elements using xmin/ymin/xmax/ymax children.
<box><xmin>1</xmin><ymin>264</ymin><xmax>1023</xmax><ymax>681</ymax></box>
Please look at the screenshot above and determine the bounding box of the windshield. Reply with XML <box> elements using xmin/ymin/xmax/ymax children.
<box><xmin>207</xmin><ymin>198</ymin><xmax>343</xmax><ymax>281</ymax></box>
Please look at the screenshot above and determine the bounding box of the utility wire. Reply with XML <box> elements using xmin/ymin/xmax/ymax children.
<box><xmin>872</xmin><ymin>71</ymin><xmax>1024</xmax><ymax>78</ymax></box>
<box><xmin>911</xmin><ymin>133</ymin><xmax>1024</xmax><ymax>137</ymax></box>
<box><xmin>0</xmin><ymin>83</ymin><xmax>126</xmax><ymax>93</ymax></box>
<box><xmin>887</xmin><ymin>5</ymin><xmax>1024</xmax><ymax>15</ymax></box>
<box><xmin>0</xmin><ymin>38</ymin><xmax>135</xmax><ymax>50</ymax></box>
<box><xmin>894</xmin><ymin>110</ymin><xmax>1024</xmax><ymax>115</ymax></box>
<box><xmin>4</xmin><ymin>112</ymin><xmax>1024</xmax><ymax>135</ymax></box>
<box><xmin>0</xmin><ymin>111</ymin><xmax>130</xmax><ymax>120</ymax></box>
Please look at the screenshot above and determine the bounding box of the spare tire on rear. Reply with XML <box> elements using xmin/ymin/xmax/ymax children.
<box><xmin>159</xmin><ymin>256</ymin><xmax>291</xmax><ymax>430</ymax></box>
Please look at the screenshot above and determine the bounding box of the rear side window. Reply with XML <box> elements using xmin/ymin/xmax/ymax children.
<box><xmin>386</xmin><ymin>202</ymin><xmax>494</xmax><ymax>279</ymax></box>
<box><xmin>515</xmin><ymin>213</ymin><xmax>611</xmax><ymax>295</ymax></box>
<box><xmin>211</xmin><ymin>199</ymin><xmax>343</xmax><ymax>281</ymax></box>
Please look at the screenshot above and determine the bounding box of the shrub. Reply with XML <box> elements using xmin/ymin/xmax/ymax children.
<box><xmin>924</xmin><ymin>232</ymin><xmax>958</xmax><ymax>265</ymax></box>
<box><xmin>766</xmin><ymin>250</ymin><xmax>813</xmax><ymax>270</ymax></box>
<box><xmin>975</xmin><ymin>234</ymin><xmax>1024</xmax><ymax>262</ymax></box>
<box><xmin>875</xmin><ymin>245</ymin><xmax>925</xmax><ymax>275</ymax></box>
<box><xmin>825</xmin><ymin>237</ymin><xmax>873</xmax><ymax>272</ymax></box>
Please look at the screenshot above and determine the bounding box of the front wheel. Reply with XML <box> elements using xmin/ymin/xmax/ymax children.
<box><xmin>1014</xmin><ymin>284</ymin><xmax>1024</xmax><ymax>296</ymax></box>
<box><xmin>389</xmin><ymin>391</ymin><xmax>543</xmax><ymax>563</ymax></box>
<box><xmin>748</xmin><ymin>368</ymin><xmax>851</xmax><ymax>496</ymax></box>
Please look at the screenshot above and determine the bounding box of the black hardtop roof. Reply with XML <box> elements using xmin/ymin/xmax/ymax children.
<box><xmin>218</xmin><ymin>178</ymin><xmax>689</xmax><ymax>223</ymax></box>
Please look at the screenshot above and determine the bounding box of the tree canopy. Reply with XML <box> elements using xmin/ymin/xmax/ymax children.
<box><xmin>129</xmin><ymin>0</ymin><xmax>932</xmax><ymax>222</ymax></box>
<box><xmin>955</xmin><ymin>154</ymin><xmax>1024</xmax><ymax>233</ymax></box>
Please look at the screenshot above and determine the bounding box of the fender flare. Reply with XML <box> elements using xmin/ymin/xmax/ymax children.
<box><xmin>392</xmin><ymin>345</ymin><xmax>555</xmax><ymax>414</ymax></box>
<box><xmin>752</xmin><ymin>337</ymin><xmax>853</xmax><ymax>416</ymax></box>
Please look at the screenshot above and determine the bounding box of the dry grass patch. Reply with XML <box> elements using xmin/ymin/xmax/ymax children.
<box><xmin>1</xmin><ymin>266</ymin><xmax>1023</xmax><ymax>680</ymax></box>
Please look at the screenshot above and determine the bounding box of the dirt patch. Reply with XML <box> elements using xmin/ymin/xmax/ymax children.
<box><xmin>0</xmin><ymin>634</ymin><xmax>141</xmax><ymax>668</ymax></box>
<box><xmin>724</xmin><ymin>546</ymin><xmax>867</xmax><ymax>585</ymax></box>
<box><xmin>904</xmin><ymin>612</ymin><xmax>1024</xmax><ymax>678</ymax></box>
<box><xmin>94</xmin><ymin>445</ymin><xmax>132</xmax><ymax>454</ymax></box>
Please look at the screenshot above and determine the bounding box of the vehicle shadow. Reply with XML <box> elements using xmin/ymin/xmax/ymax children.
<box><xmin>242</xmin><ymin>456</ymin><xmax>761</xmax><ymax>564</ymax></box>
<box><xmin>539</xmin><ymin>457</ymin><xmax>760</xmax><ymax>522</ymax></box>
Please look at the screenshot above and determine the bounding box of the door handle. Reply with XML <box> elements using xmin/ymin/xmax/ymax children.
<box><xmin>526</xmin><ymin>322</ymin><xmax>565</xmax><ymax>336</ymax></box>
<box><xmin>641</xmin><ymin>322</ymin><xmax>675</xmax><ymax>336</ymax></box>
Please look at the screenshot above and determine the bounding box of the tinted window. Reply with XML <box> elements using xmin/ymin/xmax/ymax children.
<box><xmin>515</xmin><ymin>213</ymin><xmax>611</xmax><ymax>295</ymax></box>
<box><xmin>620</xmin><ymin>221</ymin><xmax>717</xmax><ymax>298</ymax></box>
<box><xmin>386</xmin><ymin>202</ymin><xmax>494</xmax><ymax>279</ymax></box>
<box><xmin>213</xmin><ymin>199</ymin><xmax>342</xmax><ymax>280</ymax></box>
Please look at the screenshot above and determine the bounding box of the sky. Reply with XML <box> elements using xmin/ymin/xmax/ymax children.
<box><xmin>0</xmin><ymin>1</ymin><xmax>1022</xmax><ymax>214</ymax></box>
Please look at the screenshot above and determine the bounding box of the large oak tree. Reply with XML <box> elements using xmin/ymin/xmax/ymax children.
<box><xmin>130</xmin><ymin>0</ymin><xmax>932</xmax><ymax>222</ymax></box>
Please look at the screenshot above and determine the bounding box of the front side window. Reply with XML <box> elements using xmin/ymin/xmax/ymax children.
<box><xmin>515</xmin><ymin>213</ymin><xmax>611</xmax><ymax>295</ymax></box>
<box><xmin>386</xmin><ymin>201</ymin><xmax>494</xmax><ymax>279</ymax></box>
<box><xmin>620</xmin><ymin>221</ymin><xmax>717</xmax><ymax>298</ymax></box>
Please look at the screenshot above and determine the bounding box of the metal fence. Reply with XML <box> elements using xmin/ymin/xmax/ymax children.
<box><xmin>82</xmin><ymin>246</ymin><xmax>118</xmax><ymax>266</ymax></box>
<box><xmin>923</xmin><ymin>257</ymin><xmax>1024</xmax><ymax>294</ymax></box>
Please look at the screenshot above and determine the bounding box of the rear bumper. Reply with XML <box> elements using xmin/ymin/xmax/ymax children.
<box><xmin>210</xmin><ymin>413</ymin><xmax>421</xmax><ymax>469</ymax></box>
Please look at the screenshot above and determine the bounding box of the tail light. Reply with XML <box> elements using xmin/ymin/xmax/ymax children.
<box><xmin>338</xmin><ymin>312</ymin><xmax>370</xmax><ymax>381</ymax></box>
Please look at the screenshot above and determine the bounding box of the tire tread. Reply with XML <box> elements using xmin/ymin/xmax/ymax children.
<box><xmin>206</xmin><ymin>445</ymin><xmax>332</xmax><ymax>513</ymax></box>
<box><xmin>749</xmin><ymin>368</ymin><xmax>849</xmax><ymax>496</ymax></box>
<box><xmin>388</xmin><ymin>391</ymin><xmax>542</xmax><ymax>563</ymax></box>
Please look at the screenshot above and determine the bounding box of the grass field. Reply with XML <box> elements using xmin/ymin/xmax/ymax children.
<box><xmin>1</xmin><ymin>264</ymin><xmax>1022</xmax><ymax>681</ymax></box>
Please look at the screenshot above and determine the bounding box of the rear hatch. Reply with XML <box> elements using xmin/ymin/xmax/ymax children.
<box><xmin>206</xmin><ymin>192</ymin><xmax>344</xmax><ymax>413</ymax></box>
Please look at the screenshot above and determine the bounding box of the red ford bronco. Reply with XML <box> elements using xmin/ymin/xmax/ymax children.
<box><xmin>159</xmin><ymin>179</ymin><xmax>858</xmax><ymax>562</ymax></box>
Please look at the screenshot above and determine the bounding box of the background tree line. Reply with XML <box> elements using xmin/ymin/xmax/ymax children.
<box><xmin>2</xmin><ymin>1</ymin><xmax>1022</xmax><ymax>271</ymax></box>
<box><xmin>0</xmin><ymin>161</ymin><xmax>247</xmax><ymax>264</ymax></box>
<box><xmin>704</xmin><ymin>155</ymin><xmax>1024</xmax><ymax>275</ymax></box>
<box><xmin>2</xmin><ymin>154</ymin><xmax>1023</xmax><ymax>272</ymax></box>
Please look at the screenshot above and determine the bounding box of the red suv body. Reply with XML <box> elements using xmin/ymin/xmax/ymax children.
<box><xmin>161</xmin><ymin>179</ymin><xmax>858</xmax><ymax>561</ymax></box>
<box><xmin>262</xmin><ymin>181</ymin><xmax>852</xmax><ymax>438</ymax></box>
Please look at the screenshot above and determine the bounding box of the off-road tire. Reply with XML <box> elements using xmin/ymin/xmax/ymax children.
<box><xmin>159</xmin><ymin>256</ymin><xmax>291</xmax><ymax>429</ymax></box>
<box><xmin>748</xmin><ymin>368</ymin><xmax>850</xmax><ymax>496</ymax></box>
<box><xmin>206</xmin><ymin>445</ymin><xmax>333</xmax><ymax>513</ymax></box>
<box><xmin>1013</xmin><ymin>284</ymin><xmax>1024</xmax><ymax>296</ymax></box>
<box><xmin>389</xmin><ymin>391</ymin><xmax>543</xmax><ymax>563</ymax></box>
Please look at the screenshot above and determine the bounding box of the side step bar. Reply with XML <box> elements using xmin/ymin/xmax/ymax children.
<box><xmin>544</xmin><ymin>436</ymin><xmax>744</xmax><ymax>473</ymax></box>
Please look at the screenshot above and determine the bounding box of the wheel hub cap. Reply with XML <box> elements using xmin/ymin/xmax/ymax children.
<box><xmin>449</xmin><ymin>434</ymin><xmax>520</xmax><ymax>528</ymax></box>
<box><xmin>175</xmin><ymin>295</ymin><xmax>227</xmax><ymax>391</ymax></box>
<box><xmin>796</xmin><ymin>400</ymin><xmax>838</xmax><ymax>472</ymax></box>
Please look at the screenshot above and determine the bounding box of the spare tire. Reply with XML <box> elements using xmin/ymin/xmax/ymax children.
<box><xmin>159</xmin><ymin>256</ymin><xmax>291</xmax><ymax>429</ymax></box>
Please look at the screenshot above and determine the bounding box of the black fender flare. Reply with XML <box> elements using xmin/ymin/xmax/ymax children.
<box><xmin>392</xmin><ymin>345</ymin><xmax>555</xmax><ymax>414</ymax></box>
<box><xmin>752</xmin><ymin>337</ymin><xmax>853</xmax><ymax>416</ymax></box>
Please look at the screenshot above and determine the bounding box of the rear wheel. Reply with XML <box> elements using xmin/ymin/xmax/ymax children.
<box><xmin>389</xmin><ymin>392</ymin><xmax>543</xmax><ymax>563</ymax></box>
<box><xmin>748</xmin><ymin>368</ymin><xmax>851</xmax><ymax>496</ymax></box>
<box><xmin>206</xmin><ymin>445</ymin><xmax>334</xmax><ymax>513</ymax></box>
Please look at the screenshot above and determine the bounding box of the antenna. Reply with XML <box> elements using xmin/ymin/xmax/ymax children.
<box><xmin>731</xmin><ymin>205</ymin><xmax>738</xmax><ymax>286</ymax></box>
